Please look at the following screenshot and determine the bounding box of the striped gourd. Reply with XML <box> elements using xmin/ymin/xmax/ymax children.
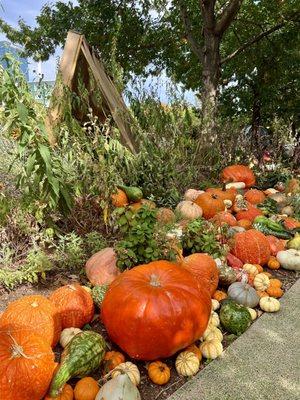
<box><xmin>49</xmin><ymin>331</ymin><xmax>106</xmax><ymax>397</ymax></box>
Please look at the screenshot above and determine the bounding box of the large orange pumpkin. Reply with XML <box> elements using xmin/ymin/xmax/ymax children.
<box><xmin>231</xmin><ymin>229</ymin><xmax>271</xmax><ymax>265</ymax></box>
<box><xmin>101</xmin><ymin>261</ymin><xmax>211</xmax><ymax>360</ymax></box>
<box><xmin>221</xmin><ymin>165</ymin><xmax>256</xmax><ymax>188</ymax></box>
<box><xmin>206</xmin><ymin>187</ymin><xmax>237</xmax><ymax>202</ymax></box>
<box><xmin>0</xmin><ymin>295</ymin><xmax>62</xmax><ymax>348</ymax></box>
<box><xmin>85</xmin><ymin>247</ymin><xmax>120</xmax><ymax>286</ymax></box>
<box><xmin>244</xmin><ymin>189</ymin><xmax>266</xmax><ymax>205</ymax></box>
<box><xmin>182</xmin><ymin>253</ymin><xmax>219</xmax><ymax>295</ymax></box>
<box><xmin>211</xmin><ymin>211</ymin><xmax>237</xmax><ymax>227</ymax></box>
<box><xmin>235</xmin><ymin>203</ymin><xmax>263</xmax><ymax>222</ymax></box>
<box><xmin>266</xmin><ymin>235</ymin><xmax>286</xmax><ymax>256</ymax></box>
<box><xmin>49</xmin><ymin>284</ymin><xmax>94</xmax><ymax>329</ymax></box>
<box><xmin>194</xmin><ymin>193</ymin><xmax>224</xmax><ymax>219</ymax></box>
<box><xmin>0</xmin><ymin>325</ymin><xmax>56</xmax><ymax>400</ymax></box>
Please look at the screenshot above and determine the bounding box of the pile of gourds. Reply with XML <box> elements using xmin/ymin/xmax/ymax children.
<box><xmin>1</xmin><ymin>165</ymin><xmax>300</xmax><ymax>400</ymax></box>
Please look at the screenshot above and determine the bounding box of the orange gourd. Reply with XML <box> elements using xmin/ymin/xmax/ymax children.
<box><xmin>269</xmin><ymin>278</ymin><xmax>282</xmax><ymax>288</ymax></box>
<box><xmin>237</xmin><ymin>219</ymin><xmax>252</xmax><ymax>230</ymax></box>
<box><xmin>185</xmin><ymin>343</ymin><xmax>202</xmax><ymax>361</ymax></box>
<box><xmin>244</xmin><ymin>189</ymin><xmax>266</xmax><ymax>205</ymax></box>
<box><xmin>212</xmin><ymin>290</ymin><xmax>228</xmax><ymax>302</ymax></box>
<box><xmin>267</xmin><ymin>256</ymin><xmax>281</xmax><ymax>270</ymax></box>
<box><xmin>211</xmin><ymin>211</ymin><xmax>237</xmax><ymax>227</ymax></box>
<box><xmin>49</xmin><ymin>284</ymin><xmax>94</xmax><ymax>329</ymax></box>
<box><xmin>0</xmin><ymin>295</ymin><xmax>62</xmax><ymax>347</ymax></box>
<box><xmin>74</xmin><ymin>377</ymin><xmax>99</xmax><ymax>400</ymax></box>
<box><xmin>194</xmin><ymin>193</ymin><xmax>224</xmax><ymax>219</ymax></box>
<box><xmin>148</xmin><ymin>361</ymin><xmax>171</xmax><ymax>385</ymax></box>
<box><xmin>231</xmin><ymin>229</ymin><xmax>271</xmax><ymax>265</ymax></box>
<box><xmin>111</xmin><ymin>189</ymin><xmax>128</xmax><ymax>207</ymax></box>
<box><xmin>182</xmin><ymin>253</ymin><xmax>219</xmax><ymax>296</ymax></box>
<box><xmin>266</xmin><ymin>286</ymin><xmax>283</xmax><ymax>298</ymax></box>
<box><xmin>0</xmin><ymin>325</ymin><xmax>56</xmax><ymax>400</ymax></box>
<box><xmin>101</xmin><ymin>261</ymin><xmax>211</xmax><ymax>360</ymax></box>
<box><xmin>44</xmin><ymin>384</ymin><xmax>73</xmax><ymax>400</ymax></box>
<box><xmin>104</xmin><ymin>351</ymin><xmax>125</xmax><ymax>371</ymax></box>
<box><xmin>256</xmin><ymin>290</ymin><xmax>269</xmax><ymax>298</ymax></box>
<box><xmin>221</xmin><ymin>165</ymin><xmax>256</xmax><ymax>188</ymax></box>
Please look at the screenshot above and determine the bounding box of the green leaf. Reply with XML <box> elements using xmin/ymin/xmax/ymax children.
<box><xmin>16</xmin><ymin>101</ymin><xmax>28</xmax><ymax>122</ymax></box>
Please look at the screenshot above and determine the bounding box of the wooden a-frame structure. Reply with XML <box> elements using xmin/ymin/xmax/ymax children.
<box><xmin>46</xmin><ymin>31</ymin><xmax>138</xmax><ymax>154</ymax></box>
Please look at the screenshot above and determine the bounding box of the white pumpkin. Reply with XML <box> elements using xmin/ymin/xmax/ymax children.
<box><xmin>259</xmin><ymin>297</ymin><xmax>280</xmax><ymax>312</ymax></box>
<box><xmin>209</xmin><ymin>311</ymin><xmax>220</xmax><ymax>327</ymax></box>
<box><xmin>225</xmin><ymin>182</ymin><xmax>246</xmax><ymax>190</ymax></box>
<box><xmin>175</xmin><ymin>201</ymin><xmax>203</xmax><ymax>220</ymax></box>
<box><xmin>243</xmin><ymin>264</ymin><xmax>258</xmax><ymax>276</ymax></box>
<box><xmin>96</xmin><ymin>374</ymin><xmax>141</xmax><ymax>400</ymax></box>
<box><xmin>175</xmin><ymin>351</ymin><xmax>200</xmax><ymax>376</ymax></box>
<box><xmin>200</xmin><ymin>339</ymin><xmax>223</xmax><ymax>359</ymax></box>
<box><xmin>211</xmin><ymin>299</ymin><xmax>220</xmax><ymax>311</ymax></box>
<box><xmin>59</xmin><ymin>327</ymin><xmax>82</xmax><ymax>348</ymax></box>
<box><xmin>253</xmin><ymin>273</ymin><xmax>270</xmax><ymax>291</ymax></box>
<box><xmin>276</xmin><ymin>249</ymin><xmax>300</xmax><ymax>271</ymax></box>
<box><xmin>111</xmin><ymin>362</ymin><xmax>140</xmax><ymax>386</ymax></box>
<box><xmin>247</xmin><ymin>307</ymin><xmax>257</xmax><ymax>320</ymax></box>
<box><xmin>184</xmin><ymin>189</ymin><xmax>205</xmax><ymax>202</ymax></box>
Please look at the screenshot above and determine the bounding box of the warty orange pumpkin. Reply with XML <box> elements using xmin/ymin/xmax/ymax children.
<box><xmin>220</xmin><ymin>165</ymin><xmax>256</xmax><ymax>188</ymax></box>
<box><xmin>231</xmin><ymin>229</ymin><xmax>271</xmax><ymax>265</ymax></box>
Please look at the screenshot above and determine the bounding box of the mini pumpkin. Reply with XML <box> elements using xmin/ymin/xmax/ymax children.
<box><xmin>254</xmin><ymin>264</ymin><xmax>264</xmax><ymax>273</ymax></box>
<box><xmin>253</xmin><ymin>273</ymin><xmax>270</xmax><ymax>291</ymax></box>
<box><xmin>237</xmin><ymin>219</ymin><xmax>252</xmax><ymax>230</ymax></box>
<box><xmin>269</xmin><ymin>278</ymin><xmax>282</xmax><ymax>288</ymax></box>
<box><xmin>175</xmin><ymin>201</ymin><xmax>203</xmax><ymax>220</ymax></box>
<box><xmin>256</xmin><ymin>290</ymin><xmax>269</xmax><ymax>298</ymax></box>
<box><xmin>242</xmin><ymin>264</ymin><xmax>258</xmax><ymax>276</ymax></box>
<box><xmin>74</xmin><ymin>377</ymin><xmax>98</xmax><ymax>400</ymax></box>
<box><xmin>148</xmin><ymin>361</ymin><xmax>171</xmax><ymax>385</ymax></box>
<box><xmin>213</xmin><ymin>290</ymin><xmax>228</xmax><ymax>302</ymax></box>
<box><xmin>184</xmin><ymin>344</ymin><xmax>202</xmax><ymax>361</ymax></box>
<box><xmin>247</xmin><ymin>307</ymin><xmax>257</xmax><ymax>320</ymax></box>
<box><xmin>175</xmin><ymin>351</ymin><xmax>200</xmax><ymax>376</ymax></box>
<box><xmin>211</xmin><ymin>299</ymin><xmax>220</xmax><ymax>311</ymax></box>
<box><xmin>204</xmin><ymin>328</ymin><xmax>223</xmax><ymax>342</ymax></box>
<box><xmin>200</xmin><ymin>339</ymin><xmax>223</xmax><ymax>359</ymax></box>
<box><xmin>209</xmin><ymin>311</ymin><xmax>220</xmax><ymax>327</ymax></box>
<box><xmin>104</xmin><ymin>351</ymin><xmax>125</xmax><ymax>371</ymax></box>
<box><xmin>266</xmin><ymin>286</ymin><xmax>283</xmax><ymax>298</ymax></box>
<box><xmin>261</xmin><ymin>271</ymin><xmax>273</xmax><ymax>278</ymax></box>
<box><xmin>276</xmin><ymin>249</ymin><xmax>300</xmax><ymax>271</ymax></box>
<box><xmin>227</xmin><ymin>282</ymin><xmax>259</xmax><ymax>308</ymax></box>
<box><xmin>111</xmin><ymin>189</ymin><xmax>128</xmax><ymax>207</ymax></box>
<box><xmin>59</xmin><ymin>327</ymin><xmax>82</xmax><ymax>348</ymax></box>
<box><xmin>44</xmin><ymin>384</ymin><xmax>73</xmax><ymax>400</ymax></box>
<box><xmin>268</xmin><ymin>256</ymin><xmax>281</xmax><ymax>270</ymax></box>
<box><xmin>259</xmin><ymin>297</ymin><xmax>280</xmax><ymax>312</ymax></box>
<box><xmin>111</xmin><ymin>362</ymin><xmax>140</xmax><ymax>386</ymax></box>
<box><xmin>244</xmin><ymin>189</ymin><xmax>266</xmax><ymax>205</ymax></box>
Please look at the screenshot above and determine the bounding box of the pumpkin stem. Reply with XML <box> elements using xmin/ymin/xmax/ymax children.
<box><xmin>8</xmin><ymin>334</ymin><xmax>32</xmax><ymax>360</ymax></box>
<box><xmin>149</xmin><ymin>274</ymin><xmax>161</xmax><ymax>287</ymax></box>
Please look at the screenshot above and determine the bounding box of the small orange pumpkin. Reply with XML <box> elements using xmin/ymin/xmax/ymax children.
<box><xmin>104</xmin><ymin>350</ymin><xmax>125</xmax><ymax>371</ymax></box>
<box><xmin>194</xmin><ymin>193</ymin><xmax>225</xmax><ymax>219</ymax></box>
<box><xmin>244</xmin><ymin>189</ymin><xmax>266</xmax><ymax>205</ymax></box>
<box><xmin>247</xmin><ymin>273</ymin><xmax>255</xmax><ymax>286</ymax></box>
<box><xmin>148</xmin><ymin>361</ymin><xmax>171</xmax><ymax>385</ymax></box>
<box><xmin>212</xmin><ymin>290</ymin><xmax>228</xmax><ymax>302</ymax></box>
<box><xmin>254</xmin><ymin>264</ymin><xmax>264</xmax><ymax>273</ymax></box>
<box><xmin>111</xmin><ymin>189</ymin><xmax>128</xmax><ymax>207</ymax></box>
<box><xmin>74</xmin><ymin>377</ymin><xmax>99</xmax><ymax>400</ymax></box>
<box><xmin>256</xmin><ymin>290</ymin><xmax>269</xmax><ymax>298</ymax></box>
<box><xmin>237</xmin><ymin>219</ymin><xmax>252</xmax><ymax>230</ymax></box>
<box><xmin>269</xmin><ymin>278</ymin><xmax>282</xmax><ymax>288</ymax></box>
<box><xmin>267</xmin><ymin>256</ymin><xmax>280</xmax><ymax>270</ymax></box>
<box><xmin>44</xmin><ymin>384</ymin><xmax>73</xmax><ymax>400</ymax></box>
<box><xmin>211</xmin><ymin>211</ymin><xmax>237</xmax><ymax>227</ymax></box>
<box><xmin>266</xmin><ymin>286</ymin><xmax>283</xmax><ymax>298</ymax></box>
<box><xmin>184</xmin><ymin>343</ymin><xmax>202</xmax><ymax>361</ymax></box>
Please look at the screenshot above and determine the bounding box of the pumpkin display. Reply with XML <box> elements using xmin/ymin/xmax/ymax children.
<box><xmin>204</xmin><ymin>328</ymin><xmax>223</xmax><ymax>342</ymax></box>
<box><xmin>246</xmin><ymin>308</ymin><xmax>257</xmax><ymax>321</ymax></box>
<box><xmin>95</xmin><ymin>374</ymin><xmax>141</xmax><ymax>400</ymax></box>
<box><xmin>231</xmin><ymin>229</ymin><xmax>271</xmax><ymax>265</ymax></box>
<box><xmin>0</xmin><ymin>325</ymin><xmax>56</xmax><ymax>400</ymax></box>
<box><xmin>85</xmin><ymin>247</ymin><xmax>120</xmax><ymax>286</ymax></box>
<box><xmin>184</xmin><ymin>343</ymin><xmax>202</xmax><ymax>360</ymax></box>
<box><xmin>175</xmin><ymin>201</ymin><xmax>203</xmax><ymax>220</ymax></box>
<box><xmin>101</xmin><ymin>261</ymin><xmax>211</xmax><ymax>360</ymax></box>
<box><xmin>49</xmin><ymin>284</ymin><xmax>94</xmax><ymax>329</ymax></box>
<box><xmin>253</xmin><ymin>273</ymin><xmax>270</xmax><ymax>291</ymax></box>
<box><xmin>276</xmin><ymin>249</ymin><xmax>300</xmax><ymax>271</ymax></box>
<box><xmin>220</xmin><ymin>165</ymin><xmax>256</xmax><ymax>188</ymax></box>
<box><xmin>0</xmin><ymin>295</ymin><xmax>62</xmax><ymax>348</ymax></box>
<box><xmin>194</xmin><ymin>193</ymin><xmax>225</xmax><ymax>219</ymax></box>
<box><xmin>156</xmin><ymin>208</ymin><xmax>176</xmax><ymax>224</ymax></box>
<box><xmin>211</xmin><ymin>211</ymin><xmax>237</xmax><ymax>227</ymax></box>
<box><xmin>60</xmin><ymin>327</ymin><xmax>82</xmax><ymax>348</ymax></box>
<box><xmin>74</xmin><ymin>377</ymin><xmax>99</xmax><ymax>400</ymax></box>
<box><xmin>266</xmin><ymin>236</ymin><xmax>286</xmax><ymax>256</ymax></box>
<box><xmin>148</xmin><ymin>361</ymin><xmax>171</xmax><ymax>385</ymax></box>
<box><xmin>111</xmin><ymin>362</ymin><xmax>140</xmax><ymax>386</ymax></box>
<box><xmin>237</xmin><ymin>219</ymin><xmax>252</xmax><ymax>230</ymax></box>
<box><xmin>244</xmin><ymin>189</ymin><xmax>266</xmax><ymax>205</ymax></box>
<box><xmin>242</xmin><ymin>263</ymin><xmax>259</xmax><ymax>276</ymax></box>
<box><xmin>111</xmin><ymin>189</ymin><xmax>128</xmax><ymax>207</ymax></box>
<box><xmin>259</xmin><ymin>297</ymin><xmax>280</xmax><ymax>312</ymax></box>
<box><xmin>182</xmin><ymin>253</ymin><xmax>219</xmax><ymax>295</ymax></box>
<box><xmin>212</xmin><ymin>290</ymin><xmax>228</xmax><ymax>302</ymax></box>
<box><xmin>211</xmin><ymin>299</ymin><xmax>220</xmax><ymax>311</ymax></box>
<box><xmin>206</xmin><ymin>186</ymin><xmax>237</xmax><ymax>202</ymax></box>
<box><xmin>219</xmin><ymin>300</ymin><xmax>252</xmax><ymax>335</ymax></box>
<box><xmin>175</xmin><ymin>351</ymin><xmax>200</xmax><ymax>376</ymax></box>
<box><xmin>104</xmin><ymin>351</ymin><xmax>126</xmax><ymax>371</ymax></box>
<box><xmin>235</xmin><ymin>204</ymin><xmax>263</xmax><ymax>222</ymax></box>
<box><xmin>184</xmin><ymin>189</ymin><xmax>205</xmax><ymax>201</ymax></box>
<box><xmin>267</xmin><ymin>256</ymin><xmax>281</xmax><ymax>270</ymax></box>
<box><xmin>200</xmin><ymin>339</ymin><xmax>223</xmax><ymax>359</ymax></box>
<box><xmin>227</xmin><ymin>282</ymin><xmax>259</xmax><ymax>308</ymax></box>
<box><xmin>44</xmin><ymin>384</ymin><xmax>73</xmax><ymax>400</ymax></box>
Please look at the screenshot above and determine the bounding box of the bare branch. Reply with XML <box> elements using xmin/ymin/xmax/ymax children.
<box><xmin>221</xmin><ymin>21</ymin><xmax>287</xmax><ymax>64</ymax></box>
<box><xmin>178</xmin><ymin>1</ymin><xmax>203</xmax><ymax>61</ymax></box>
<box><xmin>215</xmin><ymin>0</ymin><xmax>243</xmax><ymax>36</ymax></box>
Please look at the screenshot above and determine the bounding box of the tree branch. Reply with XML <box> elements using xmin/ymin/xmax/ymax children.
<box><xmin>200</xmin><ymin>0</ymin><xmax>216</xmax><ymax>30</ymax></box>
<box><xmin>221</xmin><ymin>21</ymin><xmax>287</xmax><ymax>64</ymax></box>
<box><xmin>178</xmin><ymin>1</ymin><xmax>203</xmax><ymax>61</ymax></box>
<box><xmin>215</xmin><ymin>0</ymin><xmax>243</xmax><ymax>36</ymax></box>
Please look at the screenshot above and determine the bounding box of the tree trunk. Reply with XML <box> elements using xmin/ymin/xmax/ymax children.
<box><xmin>251</xmin><ymin>84</ymin><xmax>261</xmax><ymax>156</ymax></box>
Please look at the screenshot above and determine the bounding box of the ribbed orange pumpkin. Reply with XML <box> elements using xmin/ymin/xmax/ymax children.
<box><xmin>49</xmin><ymin>284</ymin><xmax>94</xmax><ymax>329</ymax></box>
<box><xmin>266</xmin><ymin>236</ymin><xmax>286</xmax><ymax>256</ymax></box>
<box><xmin>0</xmin><ymin>325</ymin><xmax>56</xmax><ymax>400</ymax></box>
<box><xmin>101</xmin><ymin>261</ymin><xmax>211</xmax><ymax>360</ymax></box>
<box><xmin>244</xmin><ymin>189</ymin><xmax>266</xmax><ymax>205</ymax></box>
<box><xmin>221</xmin><ymin>165</ymin><xmax>256</xmax><ymax>188</ymax></box>
<box><xmin>231</xmin><ymin>229</ymin><xmax>271</xmax><ymax>265</ymax></box>
<box><xmin>74</xmin><ymin>377</ymin><xmax>98</xmax><ymax>400</ymax></box>
<box><xmin>104</xmin><ymin>351</ymin><xmax>125</xmax><ymax>371</ymax></box>
<box><xmin>237</xmin><ymin>219</ymin><xmax>252</xmax><ymax>230</ymax></box>
<box><xmin>182</xmin><ymin>253</ymin><xmax>219</xmax><ymax>296</ymax></box>
<box><xmin>44</xmin><ymin>384</ymin><xmax>73</xmax><ymax>400</ymax></box>
<box><xmin>194</xmin><ymin>193</ymin><xmax>224</xmax><ymax>219</ymax></box>
<box><xmin>267</xmin><ymin>256</ymin><xmax>281</xmax><ymax>270</ymax></box>
<box><xmin>235</xmin><ymin>204</ymin><xmax>263</xmax><ymax>222</ymax></box>
<box><xmin>212</xmin><ymin>290</ymin><xmax>228</xmax><ymax>301</ymax></box>
<box><xmin>206</xmin><ymin>187</ymin><xmax>237</xmax><ymax>202</ymax></box>
<box><xmin>266</xmin><ymin>286</ymin><xmax>283</xmax><ymax>298</ymax></box>
<box><xmin>111</xmin><ymin>189</ymin><xmax>128</xmax><ymax>207</ymax></box>
<box><xmin>0</xmin><ymin>295</ymin><xmax>62</xmax><ymax>347</ymax></box>
<box><xmin>211</xmin><ymin>211</ymin><xmax>237</xmax><ymax>227</ymax></box>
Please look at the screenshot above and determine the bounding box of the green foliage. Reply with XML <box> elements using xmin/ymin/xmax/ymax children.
<box><xmin>256</xmin><ymin>167</ymin><xmax>292</xmax><ymax>190</ymax></box>
<box><xmin>114</xmin><ymin>205</ymin><xmax>178</xmax><ymax>270</ymax></box>
<box><xmin>289</xmin><ymin>195</ymin><xmax>300</xmax><ymax>220</ymax></box>
<box><xmin>257</xmin><ymin>198</ymin><xmax>279</xmax><ymax>216</ymax></box>
<box><xmin>182</xmin><ymin>218</ymin><xmax>227</xmax><ymax>258</ymax></box>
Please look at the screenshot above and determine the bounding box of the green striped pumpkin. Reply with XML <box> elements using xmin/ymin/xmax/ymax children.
<box><xmin>49</xmin><ymin>331</ymin><xmax>106</xmax><ymax>397</ymax></box>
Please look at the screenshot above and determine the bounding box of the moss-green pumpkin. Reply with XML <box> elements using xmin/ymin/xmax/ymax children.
<box><xmin>219</xmin><ymin>300</ymin><xmax>252</xmax><ymax>335</ymax></box>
